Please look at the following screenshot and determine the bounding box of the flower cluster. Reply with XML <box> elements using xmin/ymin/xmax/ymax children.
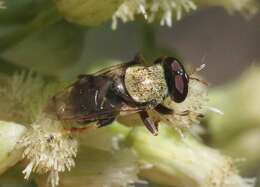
<box><xmin>18</xmin><ymin>115</ymin><xmax>78</xmax><ymax>187</ymax></box>
<box><xmin>212</xmin><ymin>0</ymin><xmax>259</xmax><ymax>19</ymax></box>
<box><xmin>150</xmin><ymin>77</ymin><xmax>208</xmax><ymax>136</ymax></box>
<box><xmin>60</xmin><ymin>148</ymin><xmax>142</xmax><ymax>187</ymax></box>
<box><xmin>0</xmin><ymin>72</ymin><xmax>55</xmax><ymax>124</ymax></box>
<box><xmin>129</xmin><ymin>125</ymin><xmax>255</xmax><ymax>187</ymax></box>
<box><xmin>112</xmin><ymin>0</ymin><xmax>197</xmax><ymax>29</ymax></box>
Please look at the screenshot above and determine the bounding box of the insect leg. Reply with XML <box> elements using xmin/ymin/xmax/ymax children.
<box><xmin>172</xmin><ymin>110</ymin><xmax>204</xmax><ymax>118</ymax></box>
<box><xmin>139</xmin><ymin>111</ymin><xmax>158</xmax><ymax>136</ymax></box>
<box><xmin>97</xmin><ymin>117</ymin><xmax>116</xmax><ymax>128</ymax></box>
<box><xmin>155</xmin><ymin>107</ymin><xmax>204</xmax><ymax>119</ymax></box>
<box><xmin>154</xmin><ymin>104</ymin><xmax>173</xmax><ymax>115</ymax></box>
<box><xmin>64</xmin><ymin>125</ymin><xmax>98</xmax><ymax>134</ymax></box>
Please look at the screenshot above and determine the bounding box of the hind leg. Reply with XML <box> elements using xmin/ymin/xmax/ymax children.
<box><xmin>65</xmin><ymin>117</ymin><xmax>116</xmax><ymax>133</ymax></box>
<box><xmin>67</xmin><ymin>125</ymin><xmax>97</xmax><ymax>133</ymax></box>
<box><xmin>97</xmin><ymin>117</ymin><xmax>116</xmax><ymax>128</ymax></box>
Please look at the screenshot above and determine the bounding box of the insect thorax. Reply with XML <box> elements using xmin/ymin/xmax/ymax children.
<box><xmin>124</xmin><ymin>64</ymin><xmax>168</xmax><ymax>104</ymax></box>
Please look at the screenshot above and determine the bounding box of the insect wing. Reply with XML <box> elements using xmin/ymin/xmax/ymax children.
<box><xmin>47</xmin><ymin>74</ymin><xmax>144</xmax><ymax>124</ymax></box>
<box><xmin>93</xmin><ymin>54</ymin><xmax>144</xmax><ymax>77</ymax></box>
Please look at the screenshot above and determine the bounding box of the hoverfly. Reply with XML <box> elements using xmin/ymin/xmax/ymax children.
<box><xmin>47</xmin><ymin>55</ymin><xmax>202</xmax><ymax>135</ymax></box>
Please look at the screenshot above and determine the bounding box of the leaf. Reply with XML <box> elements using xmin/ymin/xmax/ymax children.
<box><xmin>1</xmin><ymin>22</ymin><xmax>85</xmax><ymax>77</ymax></box>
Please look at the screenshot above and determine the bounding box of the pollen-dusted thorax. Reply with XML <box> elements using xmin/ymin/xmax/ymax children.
<box><xmin>124</xmin><ymin>64</ymin><xmax>168</xmax><ymax>104</ymax></box>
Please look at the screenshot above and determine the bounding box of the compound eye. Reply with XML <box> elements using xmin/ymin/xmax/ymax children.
<box><xmin>163</xmin><ymin>57</ymin><xmax>189</xmax><ymax>103</ymax></box>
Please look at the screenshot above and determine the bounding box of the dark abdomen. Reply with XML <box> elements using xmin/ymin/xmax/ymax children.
<box><xmin>69</xmin><ymin>75</ymin><xmax>122</xmax><ymax>123</ymax></box>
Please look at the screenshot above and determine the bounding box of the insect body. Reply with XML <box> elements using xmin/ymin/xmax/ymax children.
<box><xmin>48</xmin><ymin>56</ymin><xmax>190</xmax><ymax>135</ymax></box>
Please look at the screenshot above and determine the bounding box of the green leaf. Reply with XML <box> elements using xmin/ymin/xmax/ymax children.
<box><xmin>1</xmin><ymin>22</ymin><xmax>85</xmax><ymax>77</ymax></box>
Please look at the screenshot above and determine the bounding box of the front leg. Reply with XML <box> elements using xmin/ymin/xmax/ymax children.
<box><xmin>154</xmin><ymin>104</ymin><xmax>173</xmax><ymax>115</ymax></box>
<box><xmin>139</xmin><ymin>111</ymin><xmax>158</xmax><ymax>136</ymax></box>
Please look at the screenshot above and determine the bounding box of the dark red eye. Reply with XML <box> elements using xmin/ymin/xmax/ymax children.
<box><xmin>162</xmin><ymin>57</ymin><xmax>189</xmax><ymax>103</ymax></box>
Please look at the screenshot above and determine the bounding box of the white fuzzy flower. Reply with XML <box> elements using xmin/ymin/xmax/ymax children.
<box><xmin>112</xmin><ymin>0</ymin><xmax>197</xmax><ymax>29</ymax></box>
<box><xmin>157</xmin><ymin>77</ymin><xmax>208</xmax><ymax>131</ymax></box>
<box><xmin>18</xmin><ymin>115</ymin><xmax>78</xmax><ymax>187</ymax></box>
<box><xmin>207</xmin><ymin>0</ymin><xmax>258</xmax><ymax>19</ymax></box>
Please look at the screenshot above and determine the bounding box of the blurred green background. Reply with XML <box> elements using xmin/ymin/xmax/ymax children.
<box><xmin>1</xmin><ymin>0</ymin><xmax>260</xmax><ymax>187</ymax></box>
